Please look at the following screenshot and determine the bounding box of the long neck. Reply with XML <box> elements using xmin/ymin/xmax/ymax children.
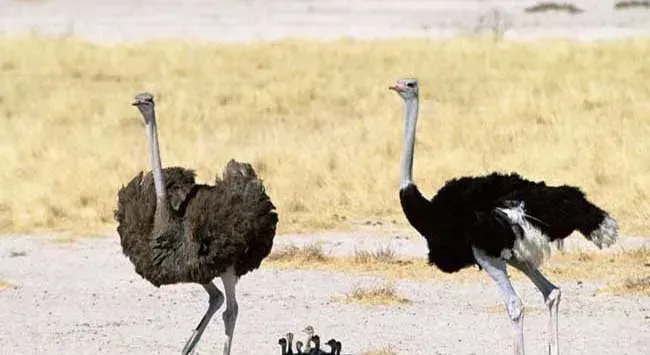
<box><xmin>400</xmin><ymin>97</ymin><xmax>419</xmax><ymax>189</ymax></box>
<box><xmin>398</xmin><ymin>95</ymin><xmax>433</xmax><ymax>236</ymax></box>
<box><xmin>144</xmin><ymin>111</ymin><xmax>169</xmax><ymax>219</ymax></box>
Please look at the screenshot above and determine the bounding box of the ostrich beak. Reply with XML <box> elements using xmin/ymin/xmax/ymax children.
<box><xmin>389</xmin><ymin>84</ymin><xmax>406</xmax><ymax>92</ymax></box>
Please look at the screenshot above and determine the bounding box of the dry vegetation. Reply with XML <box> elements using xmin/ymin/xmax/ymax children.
<box><xmin>353</xmin><ymin>246</ymin><xmax>396</xmax><ymax>264</ymax></box>
<box><xmin>614</xmin><ymin>1</ymin><xmax>650</xmax><ymax>10</ymax></box>
<box><xmin>335</xmin><ymin>281</ymin><xmax>411</xmax><ymax>306</ymax></box>
<box><xmin>485</xmin><ymin>304</ymin><xmax>544</xmax><ymax>315</ymax></box>
<box><xmin>603</xmin><ymin>275</ymin><xmax>650</xmax><ymax>295</ymax></box>
<box><xmin>362</xmin><ymin>347</ymin><xmax>397</xmax><ymax>355</ymax></box>
<box><xmin>0</xmin><ymin>36</ymin><xmax>649</xmax><ymax>236</ymax></box>
<box><xmin>267</xmin><ymin>244</ymin><xmax>650</xmax><ymax>293</ymax></box>
<box><xmin>266</xmin><ymin>243</ymin><xmax>329</xmax><ymax>263</ymax></box>
<box><xmin>524</xmin><ymin>2</ymin><xmax>584</xmax><ymax>14</ymax></box>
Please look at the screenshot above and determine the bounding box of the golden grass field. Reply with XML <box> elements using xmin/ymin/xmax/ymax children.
<box><xmin>0</xmin><ymin>36</ymin><xmax>649</xmax><ymax>236</ymax></box>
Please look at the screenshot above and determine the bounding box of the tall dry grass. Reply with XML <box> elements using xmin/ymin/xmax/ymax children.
<box><xmin>1</xmin><ymin>36</ymin><xmax>649</xmax><ymax>235</ymax></box>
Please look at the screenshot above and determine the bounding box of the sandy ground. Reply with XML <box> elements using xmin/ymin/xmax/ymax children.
<box><xmin>0</xmin><ymin>0</ymin><xmax>649</xmax><ymax>43</ymax></box>
<box><xmin>0</xmin><ymin>233</ymin><xmax>649</xmax><ymax>355</ymax></box>
<box><xmin>1</xmin><ymin>1</ymin><xmax>650</xmax><ymax>355</ymax></box>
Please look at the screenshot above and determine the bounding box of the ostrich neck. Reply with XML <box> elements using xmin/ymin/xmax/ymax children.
<box><xmin>144</xmin><ymin>113</ymin><xmax>169</xmax><ymax>220</ymax></box>
<box><xmin>400</xmin><ymin>97</ymin><xmax>419</xmax><ymax>189</ymax></box>
<box><xmin>398</xmin><ymin>95</ymin><xmax>434</xmax><ymax>237</ymax></box>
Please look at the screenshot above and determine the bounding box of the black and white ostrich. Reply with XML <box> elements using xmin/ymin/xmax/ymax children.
<box><xmin>115</xmin><ymin>93</ymin><xmax>278</xmax><ymax>355</ymax></box>
<box><xmin>389</xmin><ymin>79</ymin><xmax>618</xmax><ymax>355</ymax></box>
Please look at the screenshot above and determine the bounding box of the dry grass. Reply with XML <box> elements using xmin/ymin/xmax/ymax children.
<box><xmin>1</xmin><ymin>36</ymin><xmax>650</xmax><ymax>235</ymax></box>
<box><xmin>353</xmin><ymin>246</ymin><xmax>396</xmax><ymax>264</ymax></box>
<box><xmin>363</xmin><ymin>347</ymin><xmax>397</xmax><ymax>355</ymax></box>
<box><xmin>524</xmin><ymin>2</ymin><xmax>584</xmax><ymax>14</ymax></box>
<box><xmin>266</xmin><ymin>246</ymin><xmax>650</xmax><ymax>289</ymax></box>
<box><xmin>485</xmin><ymin>304</ymin><xmax>544</xmax><ymax>315</ymax></box>
<box><xmin>615</xmin><ymin>1</ymin><xmax>650</xmax><ymax>10</ymax></box>
<box><xmin>336</xmin><ymin>282</ymin><xmax>411</xmax><ymax>305</ymax></box>
<box><xmin>603</xmin><ymin>276</ymin><xmax>650</xmax><ymax>295</ymax></box>
<box><xmin>267</xmin><ymin>243</ymin><xmax>329</xmax><ymax>263</ymax></box>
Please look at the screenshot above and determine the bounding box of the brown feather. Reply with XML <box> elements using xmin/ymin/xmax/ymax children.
<box><xmin>114</xmin><ymin>162</ymin><xmax>277</xmax><ymax>287</ymax></box>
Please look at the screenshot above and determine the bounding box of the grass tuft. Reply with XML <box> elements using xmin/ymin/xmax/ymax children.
<box><xmin>1</xmin><ymin>37</ymin><xmax>650</xmax><ymax>235</ymax></box>
<box><xmin>614</xmin><ymin>1</ymin><xmax>650</xmax><ymax>10</ymax></box>
<box><xmin>337</xmin><ymin>282</ymin><xmax>411</xmax><ymax>306</ymax></box>
<box><xmin>525</xmin><ymin>2</ymin><xmax>585</xmax><ymax>14</ymax></box>
<box><xmin>267</xmin><ymin>243</ymin><xmax>329</xmax><ymax>263</ymax></box>
<box><xmin>353</xmin><ymin>246</ymin><xmax>396</xmax><ymax>264</ymax></box>
<box><xmin>363</xmin><ymin>347</ymin><xmax>397</xmax><ymax>355</ymax></box>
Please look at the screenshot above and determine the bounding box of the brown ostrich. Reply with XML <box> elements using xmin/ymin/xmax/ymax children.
<box><xmin>115</xmin><ymin>92</ymin><xmax>278</xmax><ymax>355</ymax></box>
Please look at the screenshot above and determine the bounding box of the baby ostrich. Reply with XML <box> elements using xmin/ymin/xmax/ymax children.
<box><xmin>286</xmin><ymin>332</ymin><xmax>295</xmax><ymax>355</ymax></box>
<box><xmin>324</xmin><ymin>339</ymin><xmax>340</xmax><ymax>355</ymax></box>
<box><xmin>295</xmin><ymin>341</ymin><xmax>304</xmax><ymax>354</ymax></box>
<box><xmin>309</xmin><ymin>335</ymin><xmax>322</xmax><ymax>355</ymax></box>
<box><xmin>279</xmin><ymin>338</ymin><xmax>288</xmax><ymax>355</ymax></box>
<box><xmin>115</xmin><ymin>93</ymin><xmax>278</xmax><ymax>355</ymax></box>
<box><xmin>302</xmin><ymin>325</ymin><xmax>315</xmax><ymax>353</ymax></box>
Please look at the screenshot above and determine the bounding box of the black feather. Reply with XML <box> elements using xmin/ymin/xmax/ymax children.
<box><xmin>400</xmin><ymin>172</ymin><xmax>612</xmax><ymax>273</ymax></box>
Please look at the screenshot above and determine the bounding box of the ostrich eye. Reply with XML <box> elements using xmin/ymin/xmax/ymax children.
<box><xmin>406</xmin><ymin>82</ymin><xmax>415</xmax><ymax>88</ymax></box>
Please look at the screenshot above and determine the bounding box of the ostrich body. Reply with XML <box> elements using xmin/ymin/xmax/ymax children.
<box><xmin>115</xmin><ymin>93</ymin><xmax>278</xmax><ymax>355</ymax></box>
<box><xmin>308</xmin><ymin>335</ymin><xmax>321</xmax><ymax>355</ymax></box>
<box><xmin>390</xmin><ymin>79</ymin><xmax>618</xmax><ymax>355</ymax></box>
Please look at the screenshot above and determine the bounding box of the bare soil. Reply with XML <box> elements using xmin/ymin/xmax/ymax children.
<box><xmin>0</xmin><ymin>233</ymin><xmax>648</xmax><ymax>355</ymax></box>
<box><xmin>0</xmin><ymin>0</ymin><xmax>649</xmax><ymax>43</ymax></box>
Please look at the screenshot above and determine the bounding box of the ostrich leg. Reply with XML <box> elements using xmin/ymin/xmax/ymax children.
<box><xmin>182</xmin><ymin>282</ymin><xmax>225</xmax><ymax>355</ymax></box>
<box><xmin>221</xmin><ymin>266</ymin><xmax>239</xmax><ymax>355</ymax></box>
<box><xmin>472</xmin><ymin>247</ymin><xmax>525</xmax><ymax>355</ymax></box>
<box><xmin>508</xmin><ymin>258</ymin><xmax>561</xmax><ymax>355</ymax></box>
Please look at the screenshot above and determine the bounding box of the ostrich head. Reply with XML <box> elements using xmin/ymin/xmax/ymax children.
<box><xmin>132</xmin><ymin>92</ymin><xmax>156</xmax><ymax>123</ymax></box>
<box><xmin>389</xmin><ymin>78</ymin><xmax>418</xmax><ymax>100</ymax></box>
<box><xmin>278</xmin><ymin>337</ymin><xmax>287</xmax><ymax>350</ymax></box>
<box><xmin>302</xmin><ymin>325</ymin><xmax>315</xmax><ymax>337</ymax></box>
<box><xmin>325</xmin><ymin>338</ymin><xmax>338</xmax><ymax>353</ymax></box>
<box><xmin>295</xmin><ymin>341</ymin><xmax>303</xmax><ymax>353</ymax></box>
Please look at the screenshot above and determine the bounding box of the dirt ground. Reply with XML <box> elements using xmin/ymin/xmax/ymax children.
<box><xmin>0</xmin><ymin>233</ymin><xmax>649</xmax><ymax>355</ymax></box>
<box><xmin>0</xmin><ymin>0</ymin><xmax>649</xmax><ymax>43</ymax></box>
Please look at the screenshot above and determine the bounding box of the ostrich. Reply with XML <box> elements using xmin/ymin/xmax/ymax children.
<box><xmin>279</xmin><ymin>338</ymin><xmax>288</xmax><ymax>355</ymax></box>
<box><xmin>324</xmin><ymin>339</ymin><xmax>340</xmax><ymax>355</ymax></box>
<box><xmin>389</xmin><ymin>79</ymin><xmax>618</xmax><ymax>355</ymax></box>
<box><xmin>308</xmin><ymin>335</ymin><xmax>322</xmax><ymax>355</ymax></box>
<box><xmin>302</xmin><ymin>325</ymin><xmax>315</xmax><ymax>353</ymax></box>
<box><xmin>295</xmin><ymin>341</ymin><xmax>304</xmax><ymax>354</ymax></box>
<box><xmin>115</xmin><ymin>93</ymin><xmax>278</xmax><ymax>355</ymax></box>
<box><xmin>286</xmin><ymin>332</ymin><xmax>295</xmax><ymax>355</ymax></box>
